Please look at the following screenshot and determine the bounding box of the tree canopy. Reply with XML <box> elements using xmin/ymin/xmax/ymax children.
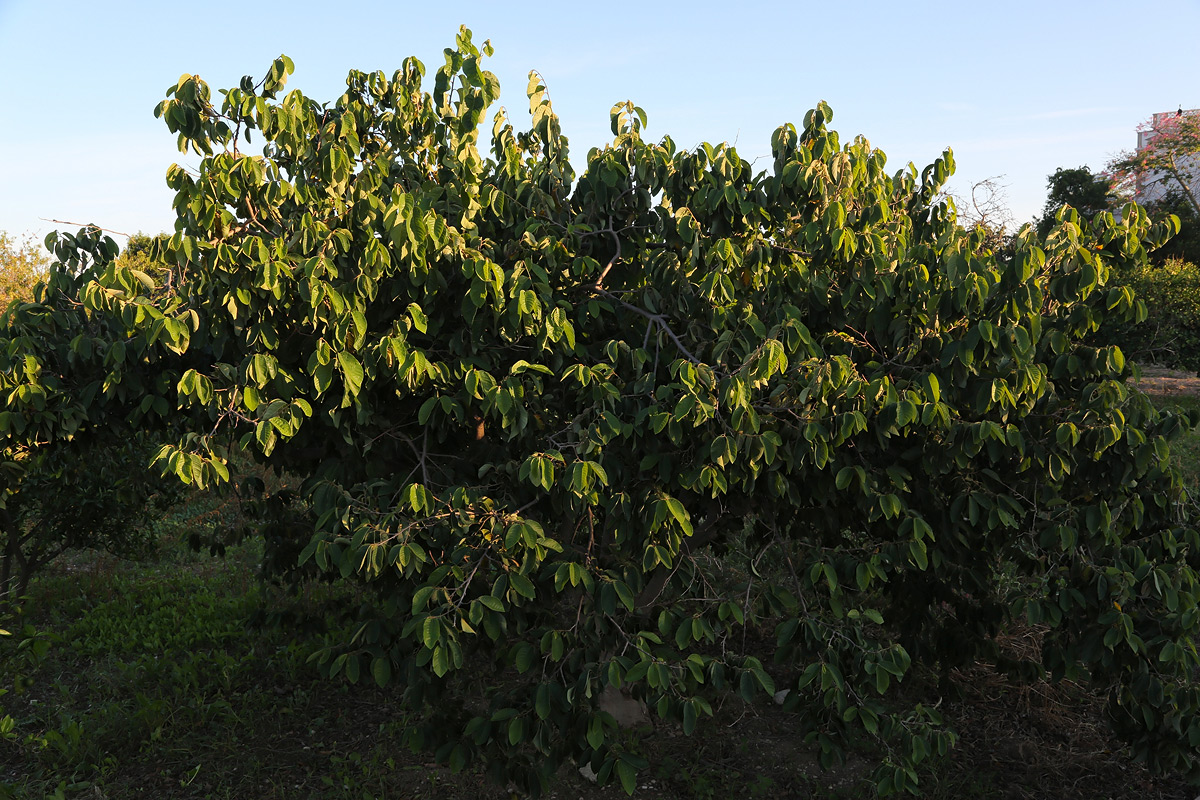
<box><xmin>5</xmin><ymin>27</ymin><xmax>1200</xmax><ymax>796</ymax></box>
<box><xmin>0</xmin><ymin>228</ymin><xmax>177</xmax><ymax>604</ymax></box>
<box><xmin>1036</xmin><ymin>166</ymin><xmax>1114</xmax><ymax>238</ymax></box>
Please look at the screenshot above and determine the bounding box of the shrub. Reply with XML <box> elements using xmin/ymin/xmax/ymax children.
<box><xmin>1106</xmin><ymin>258</ymin><xmax>1200</xmax><ymax>372</ymax></box>
<box><xmin>0</xmin><ymin>228</ymin><xmax>180</xmax><ymax>607</ymax></box>
<box><xmin>12</xmin><ymin>28</ymin><xmax>1200</xmax><ymax>796</ymax></box>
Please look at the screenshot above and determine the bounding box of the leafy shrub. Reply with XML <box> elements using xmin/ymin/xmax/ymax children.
<box><xmin>1097</xmin><ymin>257</ymin><xmax>1200</xmax><ymax>372</ymax></box>
<box><xmin>0</xmin><ymin>228</ymin><xmax>182</xmax><ymax>606</ymax></box>
<box><xmin>9</xmin><ymin>28</ymin><xmax>1200</xmax><ymax>797</ymax></box>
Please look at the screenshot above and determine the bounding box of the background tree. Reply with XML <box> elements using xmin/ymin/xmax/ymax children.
<box><xmin>1092</xmin><ymin>256</ymin><xmax>1200</xmax><ymax>372</ymax></box>
<box><xmin>0</xmin><ymin>234</ymin><xmax>51</xmax><ymax>310</ymax></box>
<box><xmin>1111</xmin><ymin>112</ymin><xmax>1200</xmax><ymax>217</ymax></box>
<box><xmin>1035</xmin><ymin>166</ymin><xmax>1114</xmax><ymax>238</ymax></box>
<box><xmin>0</xmin><ymin>228</ymin><xmax>180</xmax><ymax>606</ymax></box>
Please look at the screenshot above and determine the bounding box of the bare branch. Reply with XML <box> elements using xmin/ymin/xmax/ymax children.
<box><xmin>39</xmin><ymin>219</ymin><xmax>131</xmax><ymax>238</ymax></box>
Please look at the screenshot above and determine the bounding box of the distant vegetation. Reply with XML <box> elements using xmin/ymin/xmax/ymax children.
<box><xmin>1093</xmin><ymin>257</ymin><xmax>1200</xmax><ymax>373</ymax></box>
<box><xmin>0</xmin><ymin>233</ymin><xmax>50</xmax><ymax>308</ymax></box>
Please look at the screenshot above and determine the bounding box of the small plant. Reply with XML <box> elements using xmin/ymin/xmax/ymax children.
<box><xmin>65</xmin><ymin>575</ymin><xmax>252</xmax><ymax>659</ymax></box>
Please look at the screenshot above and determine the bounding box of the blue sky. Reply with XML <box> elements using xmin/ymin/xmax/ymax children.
<box><xmin>2</xmin><ymin>0</ymin><xmax>1198</xmax><ymax>248</ymax></box>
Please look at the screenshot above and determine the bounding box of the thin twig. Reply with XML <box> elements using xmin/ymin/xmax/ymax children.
<box><xmin>39</xmin><ymin>219</ymin><xmax>131</xmax><ymax>237</ymax></box>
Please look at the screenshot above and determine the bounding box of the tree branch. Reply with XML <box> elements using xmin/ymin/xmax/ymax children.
<box><xmin>591</xmin><ymin>287</ymin><xmax>703</xmax><ymax>365</ymax></box>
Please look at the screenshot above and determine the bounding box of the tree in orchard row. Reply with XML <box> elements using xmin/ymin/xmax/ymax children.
<box><xmin>11</xmin><ymin>27</ymin><xmax>1200</xmax><ymax>796</ymax></box>
<box><xmin>0</xmin><ymin>233</ymin><xmax>51</xmax><ymax>310</ymax></box>
<box><xmin>0</xmin><ymin>229</ymin><xmax>180</xmax><ymax>605</ymax></box>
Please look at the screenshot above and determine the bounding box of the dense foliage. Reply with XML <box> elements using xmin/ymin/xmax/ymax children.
<box><xmin>0</xmin><ymin>233</ymin><xmax>51</xmax><ymax>310</ymax></box>
<box><xmin>0</xmin><ymin>228</ymin><xmax>176</xmax><ymax>603</ymax></box>
<box><xmin>1139</xmin><ymin>190</ymin><xmax>1200</xmax><ymax>265</ymax></box>
<box><xmin>7</xmin><ymin>28</ymin><xmax>1200</xmax><ymax>795</ymax></box>
<box><xmin>1035</xmin><ymin>166</ymin><xmax>1114</xmax><ymax>239</ymax></box>
<box><xmin>1093</xmin><ymin>257</ymin><xmax>1200</xmax><ymax>373</ymax></box>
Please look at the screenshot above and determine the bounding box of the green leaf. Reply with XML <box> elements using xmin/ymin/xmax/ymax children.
<box><xmin>509</xmin><ymin>572</ymin><xmax>536</xmax><ymax>599</ymax></box>
<box><xmin>682</xmin><ymin>700</ymin><xmax>697</xmax><ymax>735</ymax></box>
<box><xmin>351</xmin><ymin>309</ymin><xmax>368</xmax><ymax>341</ymax></box>
<box><xmin>412</xmin><ymin>586</ymin><xmax>436</xmax><ymax>614</ymax></box>
<box><xmin>625</xmin><ymin>660</ymin><xmax>651</xmax><ymax>683</ymax></box>
<box><xmin>909</xmin><ymin>540</ymin><xmax>928</xmax><ymax>570</ymax></box>
<box><xmin>432</xmin><ymin>646</ymin><xmax>451</xmax><ymax>677</ymax></box>
<box><xmin>422</xmin><ymin>616</ymin><xmax>441</xmax><ymax>648</ymax></box>
<box><xmin>418</xmin><ymin>396</ymin><xmax>438</xmax><ymax>424</ymax></box>
<box><xmin>337</xmin><ymin>351</ymin><xmax>364</xmax><ymax>395</ymax></box>
<box><xmin>498</xmin><ymin>715</ymin><xmax>521</xmax><ymax>747</ymax></box>
<box><xmin>739</xmin><ymin>671</ymin><xmax>755</xmax><ymax>702</ymax></box>
<box><xmin>664</xmin><ymin>496</ymin><xmax>691</xmax><ymax>534</ymax></box>
<box><xmin>613</xmin><ymin>580</ymin><xmax>635</xmax><ymax>612</ymax></box>
<box><xmin>514</xmin><ymin>642</ymin><xmax>536</xmax><ymax>673</ymax></box>
<box><xmin>371</xmin><ymin>656</ymin><xmax>392</xmax><ymax>688</ymax></box>
<box><xmin>408</xmin><ymin>302</ymin><xmax>428</xmax><ymax>333</ymax></box>
<box><xmin>615</xmin><ymin>759</ymin><xmax>637</xmax><ymax>795</ymax></box>
<box><xmin>835</xmin><ymin>466</ymin><xmax>855</xmax><ymax>490</ymax></box>
<box><xmin>586</xmin><ymin>716</ymin><xmax>604</xmax><ymax>750</ymax></box>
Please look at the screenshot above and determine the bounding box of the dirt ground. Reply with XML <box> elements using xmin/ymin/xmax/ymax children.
<box><xmin>1132</xmin><ymin>366</ymin><xmax>1200</xmax><ymax>397</ymax></box>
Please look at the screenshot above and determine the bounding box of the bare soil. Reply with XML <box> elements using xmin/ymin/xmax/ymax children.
<box><xmin>1132</xmin><ymin>366</ymin><xmax>1200</xmax><ymax>398</ymax></box>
